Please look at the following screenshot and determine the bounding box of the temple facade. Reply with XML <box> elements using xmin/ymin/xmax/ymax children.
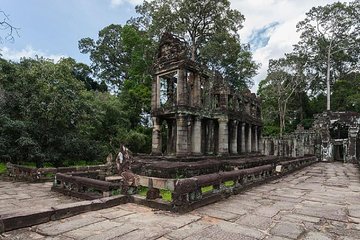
<box><xmin>261</xmin><ymin>111</ymin><xmax>360</xmax><ymax>163</ymax></box>
<box><xmin>151</xmin><ymin>33</ymin><xmax>262</xmax><ymax>156</ymax></box>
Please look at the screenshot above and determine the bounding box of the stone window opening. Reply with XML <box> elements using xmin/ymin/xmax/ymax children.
<box><xmin>159</xmin><ymin>72</ymin><xmax>177</xmax><ymax>108</ymax></box>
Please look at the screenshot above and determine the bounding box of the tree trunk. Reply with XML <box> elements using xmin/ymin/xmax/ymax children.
<box><xmin>191</xmin><ymin>44</ymin><xmax>196</xmax><ymax>61</ymax></box>
<box><xmin>326</xmin><ymin>43</ymin><xmax>332</xmax><ymax>111</ymax></box>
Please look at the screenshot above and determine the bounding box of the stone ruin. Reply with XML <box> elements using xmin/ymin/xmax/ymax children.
<box><xmin>151</xmin><ymin>33</ymin><xmax>262</xmax><ymax>156</ymax></box>
<box><xmin>4</xmin><ymin>35</ymin><xmax>319</xmax><ymax>232</ymax></box>
<box><xmin>262</xmin><ymin>111</ymin><xmax>360</xmax><ymax>164</ymax></box>
<box><xmin>47</xmin><ymin>33</ymin><xmax>317</xmax><ymax>212</ymax></box>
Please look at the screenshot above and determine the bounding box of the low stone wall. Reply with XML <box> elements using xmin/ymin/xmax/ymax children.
<box><xmin>51</xmin><ymin>155</ymin><xmax>317</xmax><ymax>212</ymax></box>
<box><xmin>52</xmin><ymin>173</ymin><xmax>122</xmax><ymax>200</ymax></box>
<box><xmin>6</xmin><ymin>163</ymin><xmax>108</xmax><ymax>182</ymax></box>
<box><xmin>261</xmin><ymin>129</ymin><xmax>319</xmax><ymax>158</ymax></box>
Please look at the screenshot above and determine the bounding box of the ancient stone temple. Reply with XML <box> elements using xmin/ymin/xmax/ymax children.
<box><xmin>262</xmin><ymin>111</ymin><xmax>360</xmax><ymax>163</ymax></box>
<box><xmin>313</xmin><ymin>111</ymin><xmax>360</xmax><ymax>162</ymax></box>
<box><xmin>151</xmin><ymin>33</ymin><xmax>262</xmax><ymax>156</ymax></box>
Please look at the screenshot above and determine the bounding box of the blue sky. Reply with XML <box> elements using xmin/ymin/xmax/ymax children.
<box><xmin>0</xmin><ymin>0</ymin><xmax>346</xmax><ymax>92</ymax></box>
<box><xmin>0</xmin><ymin>0</ymin><xmax>137</xmax><ymax>63</ymax></box>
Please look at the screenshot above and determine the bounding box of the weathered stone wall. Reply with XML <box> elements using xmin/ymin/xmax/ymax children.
<box><xmin>262</xmin><ymin>111</ymin><xmax>360</xmax><ymax>163</ymax></box>
<box><xmin>261</xmin><ymin>127</ymin><xmax>317</xmax><ymax>158</ymax></box>
<box><xmin>151</xmin><ymin>33</ymin><xmax>262</xmax><ymax>156</ymax></box>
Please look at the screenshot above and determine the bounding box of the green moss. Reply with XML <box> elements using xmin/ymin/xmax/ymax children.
<box><xmin>224</xmin><ymin>180</ymin><xmax>235</xmax><ymax>187</ymax></box>
<box><xmin>201</xmin><ymin>185</ymin><xmax>214</xmax><ymax>194</ymax></box>
<box><xmin>111</xmin><ymin>189</ymin><xmax>121</xmax><ymax>196</ymax></box>
<box><xmin>160</xmin><ymin>189</ymin><xmax>172</xmax><ymax>202</ymax></box>
<box><xmin>138</xmin><ymin>186</ymin><xmax>148</xmax><ymax>196</ymax></box>
<box><xmin>0</xmin><ymin>163</ymin><xmax>6</xmax><ymax>174</ymax></box>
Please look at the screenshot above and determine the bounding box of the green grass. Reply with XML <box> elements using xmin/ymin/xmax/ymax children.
<box><xmin>224</xmin><ymin>180</ymin><xmax>235</xmax><ymax>187</ymax></box>
<box><xmin>201</xmin><ymin>185</ymin><xmax>214</xmax><ymax>194</ymax></box>
<box><xmin>160</xmin><ymin>189</ymin><xmax>172</xmax><ymax>202</ymax></box>
<box><xmin>138</xmin><ymin>186</ymin><xmax>149</xmax><ymax>196</ymax></box>
<box><xmin>0</xmin><ymin>162</ymin><xmax>6</xmax><ymax>174</ymax></box>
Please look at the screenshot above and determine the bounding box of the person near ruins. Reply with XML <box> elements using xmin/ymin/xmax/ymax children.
<box><xmin>115</xmin><ymin>144</ymin><xmax>137</xmax><ymax>193</ymax></box>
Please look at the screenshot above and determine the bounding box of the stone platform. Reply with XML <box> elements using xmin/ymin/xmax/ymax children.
<box><xmin>0</xmin><ymin>181</ymin><xmax>77</xmax><ymax>216</ymax></box>
<box><xmin>2</xmin><ymin>162</ymin><xmax>360</xmax><ymax>240</ymax></box>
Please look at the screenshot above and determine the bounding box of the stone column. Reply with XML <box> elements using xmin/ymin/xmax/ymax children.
<box><xmin>258</xmin><ymin>127</ymin><xmax>263</xmax><ymax>153</ymax></box>
<box><xmin>347</xmin><ymin>127</ymin><xmax>358</xmax><ymax>163</ymax></box>
<box><xmin>177</xmin><ymin>69</ymin><xmax>186</xmax><ymax>106</ymax></box>
<box><xmin>151</xmin><ymin>117</ymin><xmax>162</xmax><ymax>155</ymax></box>
<box><xmin>230</xmin><ymin>120</ymin><xmax>238</xmax><ymax>154</ymax></box>
<box><xmin>218</xmin><ymin>118</ymin><xmax>229</xmax><ymax>155</ymax></box>
<box><xmin>247</xmin><ymin>124</ymin><xmax>252</xmax><ymax>153</ymax></box>
<box><xmin>151</xmin><ymin>76</ymin><xmax>160</xmax><ymax>110</ymax></box>
<box><xmin>191</xmin><ymin>117</ymin><xmax>202</xmax><ymax>155</ymax></box>
<box><xmin>254</xmin><ymin>125</ymin><xmax>258</xmax><ymax>152</ymax></box>
<box><xmin>241</xmin><ymin>123</ymin><xmax>246</xmax><ymax>153</ymax></box>
<box><xmin>292</xmin><ymin>137</ymin><xmax>297</xmax><ymax>157</ymax></box>
<box><xmin>176</xmin><ymin>114</ymin><xmax>188</xmax><ymax>156</ymax></box>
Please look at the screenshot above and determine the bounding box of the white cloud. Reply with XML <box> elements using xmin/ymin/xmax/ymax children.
<box><xmin>0</xmin><ymin>46</ymin><xmax>66</xmax><ymax>62</ymax></box>
<box><xmin>229</xmin><ymin>0</ymin><xmax>346</xmax><ymax>93</ymax></box>
<box><xmin>110</xmin><ymin>0</ymin><xmax>142</xmax><ymax>7</ymax></box>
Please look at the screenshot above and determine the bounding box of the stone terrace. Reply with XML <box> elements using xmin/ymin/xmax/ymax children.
<box><xmin>0</xmin><ymin>181</ymin><xmax>77</xmax><ymax>216</ymax></box>
<box><xmin>2</xmin><ymin>162</ymin><xmax>360</xmax><ymax>240</ymax></box>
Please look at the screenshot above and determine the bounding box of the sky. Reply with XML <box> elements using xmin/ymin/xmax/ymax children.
<box><xmin>0</xmin><ymin>0</ymin><xmax>347</xmax><ymax>92</ymax></box>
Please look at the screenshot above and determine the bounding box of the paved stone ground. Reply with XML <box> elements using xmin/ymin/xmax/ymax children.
<box><xmin>0</xmin><ymin>181</ymin><xmax>77</xmax><ymax>215</ymax></box>
<box><xmin>2</xmin><ymin>162</ymin><xmax>360</xmax><ymax>240</ymax></box>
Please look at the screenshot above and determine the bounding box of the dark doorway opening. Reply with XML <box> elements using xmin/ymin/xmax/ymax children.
<box><xmin>333</xmin><ymin>145</ymin><xmax>344</xmax><ymax>162</ymax></box>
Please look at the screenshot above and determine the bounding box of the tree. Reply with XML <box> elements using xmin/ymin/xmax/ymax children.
<box><xmin>130</xmin><ymin>0</ymin><xmax>258</xmax><ymax>89</ymax></box>
<box><xmin>0</xmin><ymin>10</ymin><xmax>19</xmax><ymax>43</ymax></box>
<box><xmin>259</xmin><ymin>55</ymin><xmax>305</xmax><ymax>136</ymax></box>
<box><xmin>295</xmin><ymin>1</ymin><xmax>360</xmax><ymax>110</ymax></box>
<box><xmin>79</xmin><ymin>24</ymin><xmax>127</xmax><ymax>90</ymax></box>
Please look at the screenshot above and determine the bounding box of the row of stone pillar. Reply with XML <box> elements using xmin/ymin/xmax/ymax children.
<box><xmin>152</xmin><ymin>115</ymin><xmax>262</xmax><ymax>156</ymax></box>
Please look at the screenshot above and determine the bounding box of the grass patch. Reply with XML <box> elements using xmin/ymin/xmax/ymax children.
<box><xmin>138</xmin><ymin>186</ymin><xmax>149</xmax><ymax>197</ymax></box>
<box><xmin>224</xmin><ymin>180</ymin><xmax>235</xmax><ymax>187</ymax></box>
<box><xmin>160</xmin><ymin>189</ymin><xmax>172</xmax><ymax>202</ymax></box>
<box><xmin>201</xmin><ymin>185</ymin><xmax>214</xmax><ymax>194</ymax></box>
<box><xmin>0</xmin><ymin>162</ymin><xmax>6</xmax><ymax>174</ymax></box>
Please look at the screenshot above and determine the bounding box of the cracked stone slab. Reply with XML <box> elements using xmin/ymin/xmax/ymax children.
<box><xmin>235</xmin><ymin>214</ymin><xmax>273</xmax><ymax>230</ymax></box>
<box><xmin>270</xmin><ymin>222</ymin><xmax>304</xmax><ymax>239</ymax></box>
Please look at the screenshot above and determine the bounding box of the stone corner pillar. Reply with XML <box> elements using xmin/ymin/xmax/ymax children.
<box><xmin>191</xmin><ymin>117</ymin><xmax>202</xmax><ymax>155</ymax></box>
<box><xmin>254</xmin><ymin>125</ymin><xmax>258</xmax><ymax>152</ymax></box>
<box><xmin>247</xmin><ymin>123</ymin><xmax>252</xmax><ymax>153</ymax></box>
<box><xmin>151</xmin><ymin>117</ymin><xmax>162</xmax><ymax>155</ymax></box>
<box><xmin>230</xmin><ymin>120</ymin><xmax>238</xmax><ymax>154</ymax></box>
<box><xmin>241</xmin><ymin>122</ymin><xmax>246</xmax><ymax>153</ymax></box>
<box><xmin>347</xmin><ymin>127</ymin><xmax>358</xmax><ymax>163</ymax></box>
<box><xmin>218</xmin><ymin>118</ymin><xmax>229</xmax><ymax>155</ymax></box>
<box><xmin>176</xmin><ymin>113</ymin><xmax>189</xmax><ymax>156</ymax></box>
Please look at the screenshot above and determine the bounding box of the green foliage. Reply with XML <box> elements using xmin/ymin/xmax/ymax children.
<box><xmin>0</xmin><ymin>162</ymin><xmax>6</xmax><ymax>174</ymax></box>
<box><xmin>224</xmin><ymin>180</ymin><xmax>235</xmax><ymax>187</ymax></box>
<box><xmin>131</xmin><ymin>0</ymin><xmax>258</xmax><ymax>89</ymax></box>
<box><xmin>262</xmin><ymin>125</ymin><xmax>280</xmax><ymax>137</ymax></box>
<box><xmin>137</xmin><ymin>186</ymin><xmax>149</xmax><ymax>196</ymax></box>
<box><xmin>260</xmin><ymin>1</ymin><xmax>360</xmax><ymax>136</ymax></box>
<box><xmin>295</xmin><ymin>1</ymin><xmax>360</xmax><ymax>95</ymax></box>
<box><xmin>0</xmin><ymin>56</ymin><xmax>152</xmax><ymax>167</ymax></box>
<box><xmin>160</xmin><ymin>189</ymin><xmax>172</xmax><ymax>202</ymax></box>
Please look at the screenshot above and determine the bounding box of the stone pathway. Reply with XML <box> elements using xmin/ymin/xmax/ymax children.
<box><xmin>0</xmin><ymin>181</ymin><xmax>77</xmax><ymax>216</ymax></box>
<box><xmin>2</xmin><ymin>162</ymin><xmax>360</xmax><ymax>240</ymax></box>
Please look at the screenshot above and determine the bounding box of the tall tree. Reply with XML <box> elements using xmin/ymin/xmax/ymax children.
<box><xmin>259</xmin><ymin>55</ymin><xmax>305</xmax><ymax>136</ymax></box>
<box><xmin>295</xmin><ymin>0</ymin><xmax>360</xmax><ymax>110</ymax></box>
<box><xmin>130</xmin><ymin>0</ymin><xmax>258</xmax><ymax>89</ymax></box>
